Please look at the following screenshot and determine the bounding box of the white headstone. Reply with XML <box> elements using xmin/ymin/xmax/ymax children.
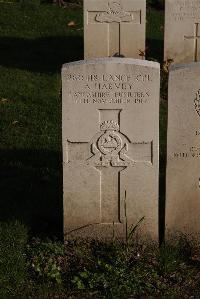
<box><xmin>165</xmin><ymin>0</ymin><xmax>200</xmax><ymax>63</ymax></box>
<box><xmin>166</xmin><ymin>62</ymin><xmax>200</xmax><ymax>238</ymax></box>
<box><xmin>84</xmin><ymin>0</ymin><xmax>146</xmax><ymax>59</ymax></box>
<box><xmin>62</xmin><ymin>58</ymin><xmax>160</xmax><ymax>241</ymax></box>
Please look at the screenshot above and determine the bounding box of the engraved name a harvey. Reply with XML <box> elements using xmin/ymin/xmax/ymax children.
<box><xmin>85</xmin><ymin>82</ymin><xmax>150</xmax><ymax>90</ymax></box>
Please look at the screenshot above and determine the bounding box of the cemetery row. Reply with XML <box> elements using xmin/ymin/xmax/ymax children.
<box><xmin>61</xmin><ymin>0</ymin><xmax>200</xmax><ymax>242</ymax></box>
<box><xmin>84</xmin><ymin>0</ymin><xmax>200</xmax><ymax>64</ymax></box>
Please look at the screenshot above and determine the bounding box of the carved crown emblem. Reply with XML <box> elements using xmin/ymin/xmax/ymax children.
<box><xmin>194</xmin><ymin>89</ymin><xmax>200</xmax><ymax>117</ymax></box>
<box><xmin>100</xmin><ymin>120</ymin><xmax>119</xmax><ymax>131</ymax></box>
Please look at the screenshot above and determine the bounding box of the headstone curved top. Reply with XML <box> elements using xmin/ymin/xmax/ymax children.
<box><xmin>84</xmin><ymin>0</ymin><xmax>146</xmax><ymax>59</ymax></box>
<box><xmin>62</xmin><ymin>58</ymin><xmax>160</xmax><ymax>241</ymax></box>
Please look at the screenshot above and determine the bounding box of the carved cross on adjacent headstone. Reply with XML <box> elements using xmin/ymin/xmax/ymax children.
<box><xmin>87</xmin><ymin>1</ymin><xmax>141</xmax><ymax>57</ymax></box>
<box><xmin>184</xmin><ymin>23</ymin><xmax>200</xmax><ymax>62</ymax></box>
<box><xmin>67</xmin><ymin>109</ymin><xmax>152</xmax><ymax>224</ymax></box>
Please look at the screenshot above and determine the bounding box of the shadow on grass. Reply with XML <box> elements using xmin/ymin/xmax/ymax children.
<box><xmin>0</xmin><ymin>147</ymin><xmax>167</xmax><ymax>243</ymax></box>
<box><xmin>146</xmin><ymin>38</ymin><xmax>163</xmax><ymax>63</ymax></box>
<box><xmin>0</xmin><ymin>35</ymin><xmax>83</xmax><ymax>73</ymax></box>
<box><xmin>159</xmin><ymin>101</ymin><xmax>168</xmax><ymax>244</ymax></box>
<box><xmin>159</xmin><ymin>155</ymin><xmax>166</xmax><ymax>244</ymax></box>
<box><xmin>0</xmin><ymin>149</ymin><xmax>63</xmax><ymax>239</ymax></box>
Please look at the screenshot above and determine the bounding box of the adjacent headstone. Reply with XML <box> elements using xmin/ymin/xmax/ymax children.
<box><xmin>166</xmin><ymin>62</ymin><xmax>200</xmax><ymax>238</ymax></box>
<box><xmin>164</xmin><ymin>0</ymin><xmax>200</xmax><ymax>63</ymax></box>
<box><xmin>84</xmin><ymin>0</ymin><xmax>146</xmax><ymax>59</ymax></box>
<box><xmin>62</xmin><ymin>58</ymin><xmax>160</xmax><ymax>241</ymax></box>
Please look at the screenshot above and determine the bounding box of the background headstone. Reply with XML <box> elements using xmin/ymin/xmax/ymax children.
<box><xmin>164</xmin><ymin>0</ymin><xmax>200</xmax><ymax>63</ymax></box>
<box><xmin>84</xmin><ymin>0</ymin><xmax>146</xmax><ymax>59</ymax></box>
<box><xmin>166</xmin><ymin>62</ymin><xmax>200</xmax><ymax>238</ymax></box>
<box><xmin>62</xmin><ymin>58</ymin><xmax>159</xmax><ymax>241</ymax></box>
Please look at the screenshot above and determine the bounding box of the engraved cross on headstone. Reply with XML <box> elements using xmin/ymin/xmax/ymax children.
<box><xmin>67</xmin><ymin>109</ymin><xmax>152</xmax><ymax>224</ymax></box>
<box><xmin>87</xmin><ymin>1</ymin><xmax>141</xmax><ymax>57</ymax></box>
<box><xmin>184</xmin><ymin>23</ymin><xmax>200</xmax><ymax>62</ymax></box>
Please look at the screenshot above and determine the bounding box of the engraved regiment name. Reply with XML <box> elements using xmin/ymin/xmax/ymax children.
<box><xmin>65</xmin><ymin>72</ymin><xmax>152</xmax><ymax>105</ymax></box>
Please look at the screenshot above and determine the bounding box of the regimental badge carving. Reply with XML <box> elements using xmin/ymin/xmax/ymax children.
<box><xmin>194</xmin><ymin>89</ymin><xmax>200</xmax><ymax>117</ymax></box>
<box><xmin>66</xmin><ymin>110</ymin><xmax>153</xmax><ymax>224</ymax></box>
<box><xmin>95</xmin><ymin>1</ymin><xmax>133</xmax><ymax>23</ymax></box>
<box><xmin>88</xmin><ymin>120</ymin><xmax>135</xmax><ymax>167</ymax></box>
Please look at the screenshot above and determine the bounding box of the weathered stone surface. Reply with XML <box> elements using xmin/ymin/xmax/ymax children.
<box><xmin>84</xmin><ymin>0</ymin><xmax>146</xmax><ymax>59</ymax></box>
<box><xmin>164</xmin><ymin>0</ymin><xmax>200</xmax><ymax>64</ymax></box>
<box><xmin>62</xmin><ymin>58</ymin><xmax>160</xmax><ymax>241</ymax></box>
<box><xmin>166</xmin><ymin>62</ymin><xmax>200</xmax><ymax>238</ymax></box>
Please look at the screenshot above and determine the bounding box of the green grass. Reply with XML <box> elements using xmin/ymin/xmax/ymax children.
<box><xmin>1</xmin><ymin>3</ymin><xmax>197</xmax><ymax>298</ymax></box>
<box><xmin>146</xmin><ymin>7</ymin><xmax>164</xmax><ymax>62</ymax></box>
<box><xmin>0</xmin><ymin>2</ymin><xmax>84</xmax><ymax>237</ymax></box>
<box><xmin>0</xmin><ymin>227</ymin><xmax>199</xmax><ymax>298</ymax></box>
<box><xmin>0</xmin><ymin>222</ymin><xmax>28</xmax><ymax>297</ymax></box>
